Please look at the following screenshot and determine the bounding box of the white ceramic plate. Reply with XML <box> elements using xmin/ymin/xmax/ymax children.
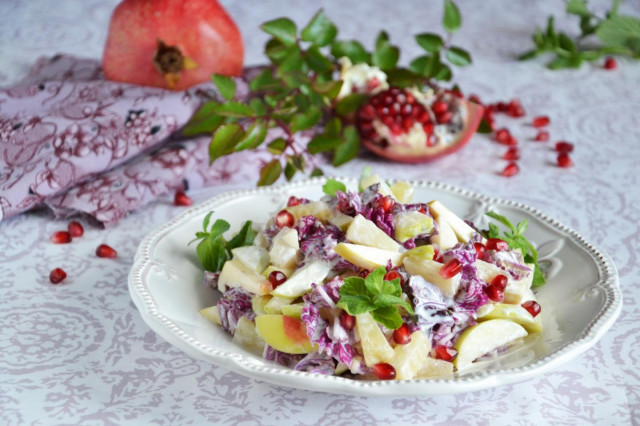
<box><xmin>128</xmin><ymin>177</ymin><xmax>621</xmax><ymax>396</ymax></box>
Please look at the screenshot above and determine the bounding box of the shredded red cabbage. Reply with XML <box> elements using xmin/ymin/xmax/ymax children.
<box><xmin>217</xmin><ymin>287</ymin><xmax>255</xmax><ymax>335</ymax></box>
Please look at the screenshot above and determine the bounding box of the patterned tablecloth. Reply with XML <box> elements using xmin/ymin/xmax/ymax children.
<box><xmin>1</xmin><ymin>0</ymin><xmax>639</xmax><ymax>424</ymax></box>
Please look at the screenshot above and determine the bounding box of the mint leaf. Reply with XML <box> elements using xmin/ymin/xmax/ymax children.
<box><xmin>261</xmin><ymin>17</ymin><xmax>298</xmax><ymax>46</ymax></box>
<box><xmin>371</xmin><ymin>305</ymin><xmax>403</xmax><ymax>330</ymax></box>
<box><xmin>596</xmin><ymin>15</ymin><xmax>640</xmax><ymax>54</ymax></box>
<box><xmin>364</xmin><ymin>266</ymin><xmax>385</xmax><ymax>294</ymax></box>
<box><xmin>211</xmin><ymin>74</ymin><xmax>236</xmax><ymax>101</ymax></box>
<box><xmin>566</xmin><ymin>0</ymin><xmax>590</xmax><ymax>18</ymax></box>
<box><xmin>338</xmin><ymin>277</ymin><xmax>371</xmax><ymax>314</ymax></box>
<box><xmin>443</xmin><ymin>0</ymin><xmax>462</xmax><ymax>33</ymax></box>
<box><xmin>322</xmin><ymin>178</ymin><xmax>347</xmax><ymax>196</ymax></box>
<box><xmin>485</xmin><ymin>211</ymin><xmax>516</xmax><ymax>232</ymax></box>
<box><xmin>531</xmin><ymin>264</ymin><xmax>546</xmax><ymax>288</ymax></box>
<box><xmin>301</xmin><ymin>9</ymin><xmax>337</xmax><ymax>47</ymax></box>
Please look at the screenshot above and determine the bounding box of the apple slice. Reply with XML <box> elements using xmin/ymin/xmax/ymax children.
<box><xmin>403</xmin><ymin>256</ymin><xmax>461</xmax><ymax>298</ymax></box>
<box><xmin>389</xmin><ymin>330</ymin><xmax>431</xmax><ymax>380</ymax></box>
<box><xmin>431</xmin><ymin>217</ymin><xmax>458</xmax><ymax>251</ymax></box>
<box><xmin>393</xmin><ymin>211</ymin><xmax>434</xmax><ymax>243</ymax></box>
<box><xmin>355</xmin><ymin>311</ymin><xmax>394</xmax><ymax>366</ymax></box>
<box><xmin>281</xmin><ymin>303</ymin><xmax>304</xmax><ymax>319</ymax></box>
<box><xmin>232</xmin><ymin>316</ymin><xmax>265</xmax><ymax>355</ymax></box>
<box><xmin>415</xmin><ymin>358</ymin><xmax>454</xmax><ymax>379</ymax></box>
<box><xmin>389</xmin><ymin>181</ymin><xmax>414</xmax><ymax>203</ymax></box>
<box><xmin>346</xmin><ymin>214</ymin><xmax>400</xmax><ymax>251</ymax></box>
<box><xmin>270</xmin><ymin>261</ymin><xmax>332</xmax><ymax>298</ymax></box>
<box><xmin>360</xmin><ymin>174</ymin><xmax>395</xmax><ymax>198</ymax></box>
<box><xmin>199</xmin><ymin>305</ymin><xmax>221</xmax><ymax>325</ymax></box>
<box><xmin>286</xmin><ymin>200</ymin><xmax>331</xmax><ymax>222</ymax></box>
<box><xmin>251</xmin><ymin>295</ymin><xmax>271</xmax><ymax>315</ymax></box>
<box><xmin>477</xmin><ymin>303</ymin><xmax>542</xmax><ymax>333</ymax></box>
<box><xmin>255</xmin><ymin>314</ymin><xmax>316</xmax><ymax>354</ymax></box>
<box><xmin>264</xmin><ymin>295</ymin><xmax>296</xmax><ymax>314</ymax></box>
<box><xmin>232</xmin><ymin>245</ymin><xmax>269</xmax><ymax>274</ymax></box>
<box><xmin>334</xmin><ymin>243</ymin><xmax>404</xmax><ymax>271</ymax></box>
<box><xmin>269</xmin><ymin>227</ymin><xmax>300</xmax><ymax>270</ymax></box>
<box><xmin>453</xmin><ymin>319</ymin><xmax>528</xmax><ymax>369</ymax></box>
<box><xmin>217</xmin><ymin>259</ymin><xmax>272</xmax><ymax>295</ymax></box>
<box><xmin>328</xmin><ymin>210</ymin><xmax>354</xmax><ymax>231</ymax></box>
<box><xmin>428</xmin><ymin>200</ymin><xmax>480</xmax><ymax>243</ymax></box>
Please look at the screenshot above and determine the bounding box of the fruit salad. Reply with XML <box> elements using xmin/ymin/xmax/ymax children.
<box><xmin>196</xmin><ymin>173</ymin><xmax>544</xmax><ymax>380</ymax></box>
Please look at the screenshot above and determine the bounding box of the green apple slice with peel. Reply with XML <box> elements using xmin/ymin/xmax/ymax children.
<box><xmin>346</xmin><ymin>214</ymin><xmax>400</xmax><ymax>251</ymax></box>
<box><xmin>403</xmin><ymin>256</ymin><xmax>461</xmax><ymax>298</ymax></box>
<box><xmin>217</xmin><ymin>259</ymin><xmax>272</xmax><ymax>295</ymax></box>
<box><xmin>453</xmin><ymin>319</ymin><xmax>528</xmax><ymax>369</ymax></box>
<box><xmin>389</xmin><ymin>330</ymin><xmax>432</xmax><ymax>380</ymax></box>
<box><xmin>264</xmin><ymin>295</ymin><xmax>296</xmax><ymax>314</ymax></box>
<box><xmin>255</xmin><ymin>314</ymin><xmax>316</xmax><ymax>354</ymax></box>
<box><xmin>356</xmin><ymin>311</ymin><xmax>395</xmax><ymax>366</ymax></box>
<box><xmin>269</xmin><ymin>227</ymin><xmax>300</xmax><ymax>270</ymax></box>
<box><xmin>231</xmin><ymin>245</ymin><xmax>269</xmax><ymax>274</ymax></box>
<box><xmin>477</xmin><ymin>303</ymin><xmax>542</xmax><ymax>333</ymax></box>
<box><xmin>270</xmin><ymin>261</ymin><xmax>332</xmax><ymax>298</ymax></box>
<box><xmin>428</xmin><ymin>200</ymin><xmax>481</xmax><ymax>243</ymax></box>
<box><xmin>232</xmin><ymin>316</ymin><xmax>265</xmax><ymax>356</ymax></box>
<box><xmin>280</xmin><ymin>303</ymin><xmax>304</xmax><ymax>319</ymax></box>
<box><xmin>334</xmin><ymin>243</ymin><xmax>404</xmax><ymax>271</ymax></box>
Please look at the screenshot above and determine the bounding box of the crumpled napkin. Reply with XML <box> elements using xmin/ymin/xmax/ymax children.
<box><xmin>0</xmin><ymin>55</ymin><xmax>314</xmax><ymax>227</ymax></box>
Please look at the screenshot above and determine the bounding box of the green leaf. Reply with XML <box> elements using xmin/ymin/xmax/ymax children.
<box><xmin>333</xmin><ymin>125</ymin><xmax>360</xmax><ymax>166</ymax></box>
<box><xmin>202</xmin><ymin>212</ymin><xmax>213</xmax><ymax>234</ymax></box>
<box><xmin>211</xmin><ymin>74</ymin><xmax>236</xmax><ymax>101</ymax></box>
<box><xmin>312</xmin><ymin>80</ymin><xmax>343</xmax><ymax>99</ymax></box>
<box><xmin>301</xmin><ymin>9</ymin><xmax>337</xmax><ymax>47</ymax></box>
<box><xmin>305</xmin><ymin>45</ymin><xmax>333</xmax><ymax>73</ymax></box>
<box><xmin>376</xmin><ymin>31</ymin><xmax>390</xmax><ymax>51</ymax></box>
<box><xmin>322</xmin><ymin>178</ymin><xmax>347</xmax><ymax>196</ymax></box>
<box><xmin>385</xmin><ymin>68</ymin><xmax>424</xmax><ymax>88</ymax></box>
<box><xmin>380</xmin><ymin>278</ymin><xmax>402</xmax><ymax>298</ymax></box>
<box><xmin>373</xmin><ymin>41</ymin><xmax>400</xmax><ymax>70</ymax></box>
<box><xmin>376</xmin><ymin>294</ymin><xmax>414</xmax><ymax>315</ymax></box>
<box><xmin>415</xmin><ymin>33</ymin><xmax>444</xmax><ymax>53</ymax></box>
<box><xmin>515</xmin><ymin>218</ymin><xmax>529</xmax><ymax>236</ymax></box>
<box><xmin>196</xmin><ymin>238</ymin><xmax>227</xmax><ymax>272</ymax></box>
<box><xmin>271</xmin><ymin>105</ymin><xmax>299</xmax><ymax>120</ymax></box>
<box><xmin>547</xmin><ymin>56</ymin><xmax>581</xmax><ymax>69</ymax></box>
<box><xmin>434</xmin><ymin>63</ymin><xmax>453</xmax><ymax>81</ymax></box>
<box><xmin>209</xmin><ymin>123</ymin><xmax>245</xmax><ymax>163</ymax></box>
<box><xmin>182</xmin><ymin>106</ymin><xmax>224</xmax><ymax>136</ymax></box>
<box><xmin>338</xmin><ymin>277</ymin><xmax>372</xmax><ymax>315</ymax></box>
<box><xmin>446</xmin><ymin>46</ymin><xmax>472</xmax><ymax>66</ymax></box>
<box><xmin>212</xmin><ymin>102</ymin><xmax>254</xmax><ymax>118</ymax></box>
<box><xmin>249</xmin><ymin>69</ymin><xmax>276</xmax><ymax>92</ymax></box>
<box><xmin>235</xmin><ymin>120</ymin><xmax>267</xmax><ymax>151</ymax></box>
<box><xmin>278</xmin><ymin>46</ymin><xmax>304</xmax><ymax>75</ymax></box>
<box><xmin>566</xmin><ymin>0</ymin><xmax>590</xmax><ymax>18</ymax></box>
<box><xmin>330</xmin><ymin>40</ymin><xmax>370</xmax><ymax>64</ymax></box>
<box><xmin>531</xmin><ymin>264</ymin><xmax>546</xmax><ymax>288</ymax></box>
<box><xmin>518</xmin><ymin>49</ymin><xmax>539</xmax><ymax>61</ymax></box>
<box><xmin>283</xmin><ymin>71</ymin><xmax>311</xmax><ymax>89</ymax></box>
<box><xmin>308</xmin><ymin>134</ymin><xmax>342</xmax><ymax>154</ymax></box>
<box><xmin>476</xmin><ymin>118</ymin><xmax>493</xmax><ymax>134</ymax></box>
<box><xmin>596</xmin><ymin>15</ymin><xmax>640</xmax><ymax>53</ymax></box>
<box><xmin>410</xmin><ymin>54</ymin><xmax>441</xmax><ymax>78</ymax></box>
<box><xmin>335</xmin><ymin>93</ymin><xmax>369</xmax><ymax>116</ymax></box>
<box><xmin>324</xmin><ymin>117</ymin><xmax>342</xmax><ymax>137</ymax></box>
<box><xmin>443</xmin><ymin>0</ymin><xmax>462</xmax><ymax>33</ymax></box>
<box><xmin>292</xmin><ymin>105</ymin><xmax>322</xmax><ymax>132</ymax></box>
<box><xmin>258</xmin><ymin>159</ymin><xmax>282</xmax><ymax>186</ymax></box>
<box><xmin>485</xmin><ymin>211</ymin><xmax>516</xmax><ymax>232</ymax></box>
<box><xmin>265</xmin><ymin>38</ymin><xmax>290</xmax><ymax>64</ymax></box>
<box><xmin>226</xmin><ymin>220</ymin><xmax>256</xmax><ymax>251</ymax></box>
<box><xmin>370</xmin><ymin>305</ymin><xmax>403</xmax><ymax>330</ymax></box>
<box><xmin>250</xmin><ymin>98</ymin><xmax>268</xmax><ymax>117</ymax></box>
<box><xmin>261</xmin><ymin>17</ymin><xmax>298</xmax><ymax>46</ymax></box>
<box><xmin>363</xmin><ymin>266</ymin><xmax>385</xmax><ymax>295</ymax></box>
<box><xmin>557</xmin><ymin>33</ymin><xmax>577</xmax><ymax>53</ymax></box>
<box><xmin>546</xmin><ymin>16</ymin><xmax>559</xmax><ymax>47</ymax></box>
<box><xmin>284</xmin><ymin>158</ymin><xmax>298</xmax><ymax>181</ymax></box>
<box><xmin>208</xmin><ymin>218</ymin><xmax>231</xmax><ymax>240</ymax></box>
<box><xmin>267</xmin><ymin>137</ymin><xmax>287</xmax><ymax>155</ymax></box>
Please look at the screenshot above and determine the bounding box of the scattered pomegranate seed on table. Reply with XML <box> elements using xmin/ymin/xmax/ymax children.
<box><xmin>534</xmin><ymin>131</ymin><xmax>550</xmax><ymax>142</ymax></box>
<box><xmin>532</xmin><ymin>116</ymin><xmax>550</xmax><ymax>127</ymax></box>
<box><xmin>603</xmin><ymin>57</ymin><xmax>617</xmax><ymax>70</ymax></box>
<box><xmin>506</xmin><ymin>99</ymin><xmax>526</xmax><ymax>117</ymax></box>
<box><xmin>392</xmin><ymin>323</ymin><xmax>412</xmax><ymax>345</ymax></box>
<box><xmin>440</xmin><ymin>259</ymin><xmax>462</xmax><ymax>279</ymax></box>
<box><xmin>49</xmin><ymin>268</ymin><xmax>67</xmax><ymax>284</ymax></box>
<box><xmin>557</xmin><ymin>152</ymin><xmax>573</xmax><ymax>168</ymax></box>
<box><xmin>500</xmin><ymin>162</ymin><xmax>519</xmax><ymax>177</ymax></box>
<box><xmin>522</xmin><ymin>300</ymin><xmax>542</xmax><ymax>317</ymax></box>
<box><xmin>275</xmin><ymin>210</ymin><xmax>295</xmax><ymax>228</ymax></box>
<box><xmin>502</xmin><ymin>147</ymin><xmax>520</xmax><ymax>160</ymax></box>
<box><xmin>268</xmin><ymin>270</ymin><xmax>287</xmax><ymax>288</ymax></box>
<box><xmin>339</xmin><ymin>311</ymin><xmax>355</xmax><ymax>331</ymax></box>
<box><xmin>50</xmin><ymin>231</ymin><xmax>72</xmax><ymax>244</ymax></box>
<box><xmin>96</xmin><ymin>244</ymin><xmax>118</xmax><ymax>258</ymax></box>
<box><xmin>372</xmin><ymin>362</ymin><xmax>396</xmax><ymax>380</ymax></box>
<box><xmin>435</xmin><ymin>345</ymin><xmax>457</xmax><ymax>361</ymax></box>
<box><xmin>67</xmin><ymin>221</ymin><xmax>84</xmax><ymax>237</ymax></box>
<box><xmin>174</xmin><ymin>190</ymin><xmax>193</xmax><ymax>206</ymax></box>
<box><xmin>494</xmin><ymin>128</ymin><xmax>511</xmax><ymax>145</ymax></box>
<box><xmin>555</xmin><ymin>141</ymin><xmax>574</xmax><ymax>152</ymax></box>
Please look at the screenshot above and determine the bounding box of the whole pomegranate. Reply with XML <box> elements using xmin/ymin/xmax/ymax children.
<box><xmin>102</xmin><ymin>0</ymin><xmax>244</xmax><ymax>90</ymax></box>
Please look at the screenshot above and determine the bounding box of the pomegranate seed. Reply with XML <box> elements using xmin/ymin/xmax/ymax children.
<box><xmin>485</xmin><ymin>284</ymin><xmax>505</xmax><ymax>302</ymax></box>
<box><xmin>372</xmin><ymin>362</ymin><xmax>396</xmax><ymax>380</ymax></box>
<box><xmin>432</xmin><ymin>100</ymin><xmax>449</xmax><ymax>114</ymax></box>
<box><xmin>384</xmin><ymin>270</ymin><xmax>403</xmax><ymax>286</ymax></box>
<box><xmin>468</xmin><ymin>94</ymin><xmax>482</xmax><ymax>105</ymax></box>
<box><xmin>506</xmin><ymin>99</ymin><xmax>525</xmax><ymax>117</ymax></box>
<box><xmin>486</xmin><ymin>238</ymin><xmax>509</xmax><ymax>251</ymax></box>
<box><xmin>494</xmin><ymin>128</ymin><xmax>511</xmax><ymax>144</ymax></box>
<box><xmin>433</xmin><ymin>247</ymin><xmax>444</xmax><ymax>263</ymax></box>
<box><xmin>522</xmin><ymin>300</ymin><xmax>542</xmax><ymax>317</ymax></box>
<box><xmin>502</xmin><ymin>147</ymin><xmax>519</xmax><ymax>161</ymax></box>
<box><xmin>268</xmin><ymin>270</ymin><xmax>287</xmax><ymax>288</ymax></box>
<box><xmin>374</xmin><ymin>196</ymin><xmax>395</xmax><ymax>213</ymax></box>
<box><xmin>174</xmin><ymin>191</ymin><xmax>193</xmax><ymax>206</ymax></box>
<box><xmin>50</xmin><ymin>231</ymin><xmax>72</xmax><ymax>244</ymax></box>
<box><xmin>358</xmin><ymin>269</ymin><xmax>370</xmax><ymax>278</ymax></box>
<box><xmin>436</xmin><ymin>111</ymin><xmax>453</xmax><ymax>124</ymax></box>
<box><xmin>534</xmin><ymin>131</ymin><xmax>550</xmax><ymax>142</ymax></box>
<box><xmin>506</xmin><ymin>135</ymin><xmax>518</xmax><ymax>146</ymax></box>
<box><xmin>287</xmin><ymin>196</ymin><xmax>302</xmax><ymax>207</ymax></box>
<box><xmin>532</xmin><ymin>116</ymin><xmax>550</xmax><ymax>127</ymax></box>
<box><xmin>473</xmin><ymin>242</ymin><xmax>486</xmax><ymax>256</ymax></box>
<box><xmin>67</xmin><ymin>220</ymin><xmax>84</xmax><ymax>237</ymax></box>
<box><xmin>96</xmin><ymin>244</ymin><xmax>118</xmax><ymax>258</ymax></box>
<box><xmin>435</xmin><ymin>345</ymin><xmax>457</xmax><ymax>361</ymax></box>
<box><xmin>275</xmin><ymin>210</ymin><xmax>295</xmax><ymax>228</ymax></box>
<box><xmin>604</xmin><ymin>57</ymin><xmax>617</xmax><ymax>70</ymax></box>
<box><xmin>440</xmin><ymin>259</ymin><xmax>462</xmax><ymax>279</ymax></box>
<box><xmin>495</xmin><ymin>102</ymin><xmax>508</xmax><ymax>112</ymax></box>
<box><xmin>392</xmin><ymin>323</ymin><xmax>412</xmax><ymax>345</ymax></box>
<box><xmin>500</xmin><ymin>162</ymin><xmax>519</xmax><ymax>177</ymax></box>
<box><xmin>555</xmin><ymin>141</ymin><xmax>574</xmax><ymax>152</ymax></box>
<box><xmin>557</xmin><ymin>152</ymin><xmax>573</xmax><ymax>168</ymax></box>
<box><xmin>491</xmin><ymin>274</ymin><xmax>508</xmax><ymax>291</ymax></box>
<box><xmin>339</xmin><ymin>311</ymin><xmax>356</xmax><ymax>330</ymax></box>
<box><xmin>49</xmin><ymin>267</ymin><xmax>67</xmax><ymax>284</ymax></box>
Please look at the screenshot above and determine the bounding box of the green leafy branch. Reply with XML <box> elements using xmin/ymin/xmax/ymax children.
<box><xmin>520</xmin><ymin>0</ymin><xmax>640</xmax><ymax>69</ymax></box>
<box><xmin>183</xmin><ymin>2</ymin><xmax>470</xmax><ymax>186</ymax></box>
<box><xmin>483</xmin><ymin>211</ymin><xmax>546</xmax><ymax>288</ymax></box>
<box><xmin>337</xmin><ymin>267</ymin><xmax>414</xmax><ymax>329</ymax></box>
<box><xmin>190</xmin><ymin>211</ymin><xmax>256</xmax><ymax>272</ymax></box>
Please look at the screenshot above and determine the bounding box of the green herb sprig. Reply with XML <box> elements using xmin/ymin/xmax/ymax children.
<box><xmin>520</xmin><ymin>0</ymin><xmax>640</xmax><ymax>69</ymax></box>
<box><xmin>484</xmin><ymin>211</ymin><xmax>546</xmax><ymax>287</ymax></box>
<box><xmin>337</xmin><ymin>266</ymin><xmax>414</xmax><ymax>329</ymax></box>
<box><xmin>184</xmin><ymin>2</ymin><xmax>469</xmax><ymax>186</ymax></box>
<box><xmin>189</xmin><ymin>212</ymin><xmax>256</xmax><ymax>272</ymax></box>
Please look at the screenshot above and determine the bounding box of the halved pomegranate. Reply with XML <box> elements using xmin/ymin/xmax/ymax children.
<box><xmin>356</xmin><ymin>87</ymin><xmax>484</xmax><ymax>163</ymax></box>
<box><xmin>102</xmin><ymin>0</ymin><xmax>244</xmax><ymax>90</ymax></box>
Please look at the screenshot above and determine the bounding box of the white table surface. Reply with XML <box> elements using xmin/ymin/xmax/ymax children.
<box><xmin>1</xmin><ymin>0</ymin><xmax>639</xmax><ymax>424</ymax></box>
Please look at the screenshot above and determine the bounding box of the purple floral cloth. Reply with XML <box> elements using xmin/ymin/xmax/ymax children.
<box><xmin>0</xmin><ymin>55</ymin><xmax>308</xmax><ymax>227</ymax></box>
